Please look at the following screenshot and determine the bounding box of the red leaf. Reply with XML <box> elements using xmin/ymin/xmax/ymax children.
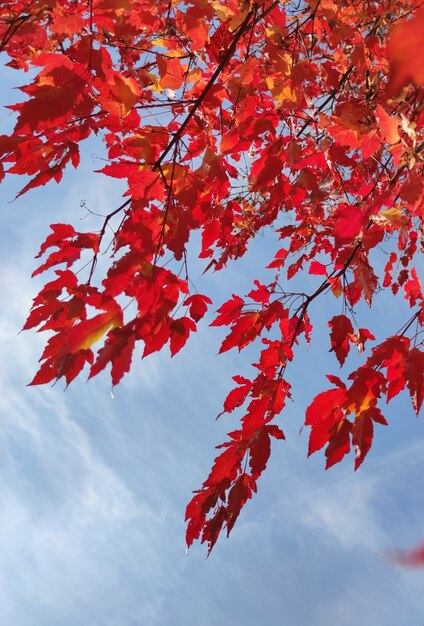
<box><xmin>309</xmin><ymin>260</ymin><xmax>327</xmax><ymax>275</ymax></box>
<box><xmin>185</xmin><ymin>489</ymin><xmax>217</xmax><ymax>549</ymax></box>
<box><xmin>183</xmin><ymin>293</ymin><xmax>213</xmax><ymax>322</ymax></box>
<box><xmin>305</xmin><ymin>387</ymin><xmax>347</xmax><ymax>427</ymax></box>
<box><xmin>247</xmin><ymin>280</ymin><xmax>271</xmax><ymax>304</ymax></box>
<box><xmin>203</xmin><ymin>506</ymin><xmax>227</xmax><ymax>557</ymax></box>
<box><xmin>206</xmin><ymin>446</ymin><xmax>241</xmax><ymax>488</ymax></box>
<box><xmin>405</xmin><ymin>348</ymin><xmax>424</xmax><ymax>415</ymax></box>
<box><xmin>368</xmin><ymin>336</ymin><xmax>409</xmax><ymax>402</ymax></box>
<box><xmin>403</xmin><ymin>268</ymin><xmax>423</xmax><ymax>307</ymax></box>
<box><xmin>169</xmin><ymin>317</ymin><xmax>196</xmax><ymax>356</ymax></box>
<box><xmin>328</xmin><ymin>314</ymin><xmax>354</xmax><ymax>366</ymax></box>
<box><xmin>211</xmin><ymin>295</ymin><xmax>244</xmax><ymax>327</ymax></box>
<box><xmin>352</xmin><ymin>413</ymin><xmax>373</xmax><ymax>470</ymax></box>
<box><xmin>267</xmin><ymin>248</ymin><xmax>289</xmax><ymax>269</ymax></box>
<box><xmin>333</xmin><ymin>204</ymin><xmax>366</xmax><ymax>245</ymax></box>
<box><xmin>13</xmin><ymin>62</ymin><xmax>83</xmax><ymax>132</ymax></box>
<box><xmin>222</xmin><ymin>376</ymin><xmax>252</xmax><ymax>414</ymax></box>
<box><xmin>29</xmin><ymin>358</ymin><xmax>57</xmax><ymax>386</ymax></box>
<box><xmin>218</xmin><ymin>311</ymin><xmax>261</xmax><ymax>354</ymax></box>
<box><xmin>249</xmin><ymin>427</ymin><xmax>271</xmax><ymax>479</ymax></box>
<box><xmin>351</xmin><ymin>328</ymin><xmax>375</xmax><ymax>354</ymax></box>
<box><xmin>226</xmin><ymin>473</ymin><xmax>251</xmax><ymax>535</ymax></box>
<box><xmin>325</xmin><ymin>418</ymin><xmax>352</xmax><ymax>469</ymax></box>
<box><xmin>156</xmin><ymin>55</ymin><xmax>185</xmax><ymax>90</ymax></box>
<box><xmin>266</xmin><ymin>424</ymin><xmax>285</xmax><ymax>440</ymax></box>
<box><xmin>375</xmin><ymin>105</ymin><xmax>400</xmax><ymax>144</ymax></box>
<box><xmin>306</xmin><ymin>387</ymin><xmax>348</xmax><ymax>460</ymax></box>
<box><xmin>326</xmin><ymin>374</ymin><xmax>346</xmax><ymax>388</ymax></box>
<box><xmin>90</xmin><ymin>326</ymin><xmax>136</xmax><ymax>386</ymax></box>
<box><xmin>35</xmin><ymin>223</ymin><xmax>76</xmax><ymax>258</ymax></box>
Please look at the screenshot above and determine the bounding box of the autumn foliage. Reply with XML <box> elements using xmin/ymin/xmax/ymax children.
<box><xmin>1</xmin><ymin>0</ymin><xmax>423</xmax><ymax>555</ymax></box>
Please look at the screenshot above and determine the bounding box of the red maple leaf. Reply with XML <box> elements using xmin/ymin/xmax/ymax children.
<box><xmin>328</xmin><ymin>314</ymin><xmax>354</xmax><ymax>366</ymax></box>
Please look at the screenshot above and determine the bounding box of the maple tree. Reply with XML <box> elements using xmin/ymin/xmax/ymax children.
<box><xmin>0</xmin><ymin>0</ymin><xmax>423</xmax><ymax>556</ymax></box>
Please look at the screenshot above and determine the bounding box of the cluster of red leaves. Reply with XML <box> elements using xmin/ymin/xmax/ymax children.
<box><xmin>1</xmin><ymin>0</ymin><xmax>423</xmax><ymax>554</ymax></box>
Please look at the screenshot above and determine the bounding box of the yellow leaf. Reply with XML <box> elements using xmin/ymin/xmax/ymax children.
<box><xmin>212</xmin><ymin>2</ymin><xmax>236</xmax><ymax>21</ymax></box>
<box><xmin>267</xmin><ymin>76</ymin><xmax>298</xmax><ymax>104</ymax></box>
<box><xmin>374</xmin><ymin>206</ymin><xmax>407</xmax><ymax>228</ymax></box>
<box><xmin>111</xmin><ymin>74</ymin><xmax>141</xmax><ymax>115</ymax></box>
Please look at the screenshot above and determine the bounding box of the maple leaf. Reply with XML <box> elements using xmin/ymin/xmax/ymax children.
<box><xmin>309</xmin><ymin>260</ymin><xmax>327</xmax><ymax>275</ymax></box>
<box><xmin>325</xmin><ymin>419</ymin><xmax>352</xmax><ymax>469</ymax></box>
<box><xmin>183</xmin><ymin>293</ymin><xmax>213</xmax><ymax>322</ymax></box>
<box><xmin>249</xmin><ymin>427</ymin><xmax>271</xmax><ymax>479</ymax></box>
<box><xmin>305</xmin><ymin>386</ymin><xmax>348</xmax><ymax>461</ymax></box>
<box><xmin>218</xmin><ymin>311</ymin><xmax>261</xmax><ymax>353</ymax></box>
<box><xmin>11</xmin><ymin>58</ymin><xmax>85</xmax><ymax>132</ymax></box>
<box><xmin>333</xmin><ymin>204</ymin><xmax>366</xmax><ymax>245</ymax></box>
<box><xmin>89</xmin><ymin>325</ymin><xmax>136</xmax><ymax>386</ymax></box>
<box><xmin>226</xmin><ymin>473</ymin><xmax>252</xmax><ymax>535</ymax></box>
<box><xmin>405</xmin><ymin>348</ymin><xmax>424</xmax><ymax>415</ymax></box>
<box><xmin>210</xmin><ymin>295</ymin><xmax>245</xmax><ymax>327</ymax></box>
<box><xmin>108</xmin><ymin>73</ymin><xmax>141</xmax><ymax>116</ymax></box>
<box><xmin>222</xmin><ymin>375</ymin><xmax>253</xmax><ymax>414</ymax></box>
<box><xmin>169</xmin><ymin>317</ymin><xmax>196</xmax><ymax>356</ymax></box>
<box><xmin>375</xmin><ymin>105</ymin><xmax>400</xmax><ymax>145</ymax></box>
<box><xmin>352</xmin><ymin>412</ymin><xmax>373</xmax><ymax>470</ymax></box>
<box><xmin>328</xmin><ymin>314</ymin><xmax>354</xmax><ymax>366</ymax></box>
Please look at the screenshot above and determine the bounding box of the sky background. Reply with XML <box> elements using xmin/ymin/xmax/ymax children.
<box><xmin>0</xmin><ymin>62</ymin><xmax>424</xmax><ymax>626</ymax></box>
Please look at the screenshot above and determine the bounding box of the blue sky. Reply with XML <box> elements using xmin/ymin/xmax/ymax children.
<box><xmin>0</xmin><ymin>63</ymin><xmax>424</xmax><ymax>626</ymax></box>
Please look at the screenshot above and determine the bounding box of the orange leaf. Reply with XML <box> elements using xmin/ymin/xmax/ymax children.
<box><xmin>376</xmin><ymin>104</ymin><xmax>400</xmax><ymax>144</ymax></box>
